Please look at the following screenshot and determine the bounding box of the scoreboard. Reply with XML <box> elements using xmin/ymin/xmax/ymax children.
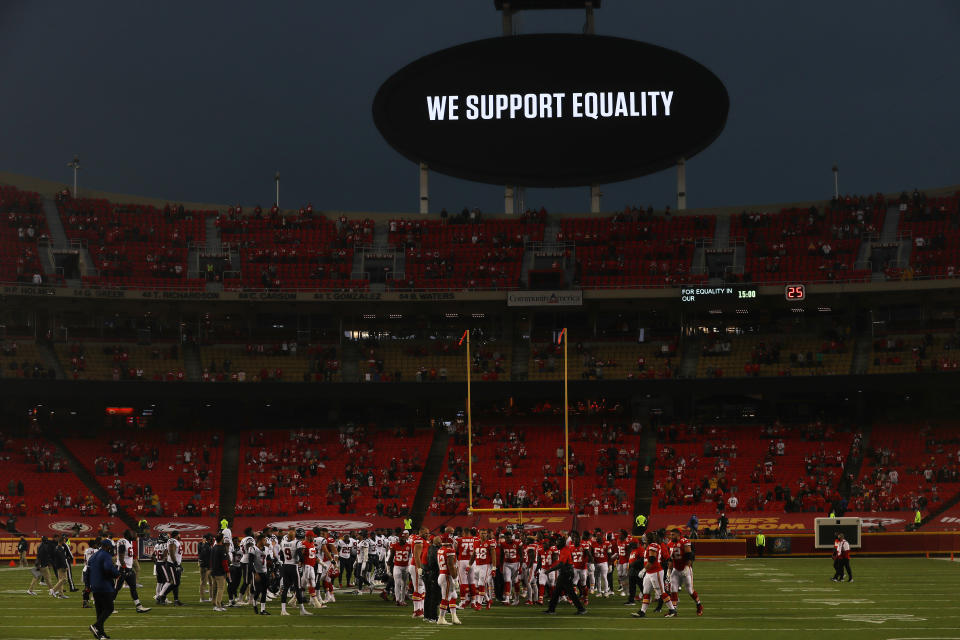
<box><xmin>679</xmin><ymin>285</ymin><xmax>757</xmax><ymax>304</ymax></box>
<box><xmin>680</xmin><ymin>284</ymin><xmax>808</xmax><ymax>304</ymax></box>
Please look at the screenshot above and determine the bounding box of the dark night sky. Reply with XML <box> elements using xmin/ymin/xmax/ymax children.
<box><xmin>1</xmin><ymin>1</ymin><xmax>957</xmax><ymax>213</ymax></box>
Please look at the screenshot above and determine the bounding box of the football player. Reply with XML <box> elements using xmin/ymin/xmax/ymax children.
<box><xmin>153</xmin><ymin>533</ymin><xmax>169</xmax><ymax>604</ymax></box>
<box><xmin>81</xmin><ymin>536</ymin><xmax>102</xmax><ymax>608</ymax></box>
<box><xmin>409</xmin><ymin>528</ymin><xmax>427</xmax><ymax>619</ymax></box>
<box><xmin>436</xmin><ymin>536</ymin><xmax>462</xmax><ymax>625</ymax></box>
<box><xmin>631</xmin><ymin>530</ymin><xmax>677</xmax><ymax>618</ymax></box>
<box><xmin>388</xmin><ymin>530</ymin><xmax>411</xmax><ymax>606</ymax></box>
<box><xmin>278</xmin><ymin>529</ymin><xmax>311</xmax><ymax>616</ymax></box>
<box><xmin>455</xmin><ymin>528</ymin><xmax>478</xmax><ymax>608</ymax></box>
<box><xmin>500</xmin><ymin>532</ymin><xmax>521</xmax><ymax>605</ymax></box>
<box><xmin>667</xmin><ymin>528</ymin><xmax>702</xmax><ymax>615</ymax></box>
<box><xmin>115</xmin><ymin>530</ymin><xmax>151</xmax><ymax>613</ymax></box>
<box><xmin>237</xmin><ymin>527</ymin><xmax>256</xmax><ymax>605</ymax></box>
<box><xmin>300</xmin><ymin>531</ymin><xmax>324</xmax><ymax>608</ymax></box>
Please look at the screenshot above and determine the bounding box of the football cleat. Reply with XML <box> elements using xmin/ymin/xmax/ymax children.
<box><xmin>697</xmin><ymin>603</ymin><xmax>704</xmax><ymax>616</ymax></box>
<box><xmin>575</xmin><ymin>609</ymin><xmax>588</xmax><ymax>615</ymax></box>
<box><xmin>135</xmin><ymin>605</ymin><xmax>151</xmax><ymax>613</ymax></box>
<box><xmin>665</xmin><ymin>610</ymin><xmax>678</xmax><ymax>618</ymax></box>
<box><xmin>631</xmin><ymin>610</ymin><xmax>646</xmax><ymax>618</ymax></box>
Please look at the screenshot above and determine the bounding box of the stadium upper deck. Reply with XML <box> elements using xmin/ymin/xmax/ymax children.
<box><xmin>1</xmin><ymin>172</ymin><xmax>958</xmax><ymax>299</ymax></box>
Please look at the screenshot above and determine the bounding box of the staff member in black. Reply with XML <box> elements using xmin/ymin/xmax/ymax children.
<box><xmin>87</xmin><ymin>539</ymin><xmax>119</xmax><ymax>640</ymax></box>
<box><xmin>18</xmin><ymin>536</ymin><xmax>28</xmax><ymax>568</ymax></box>
<box><xmin>198</xmin><ymin>533</ymin><xmax>213</xmax><ymax>602</ymax></box>
<box><xmin>542</xmin><ymin>535</ymin><xmax>587</xmax><ymax>615</ymax></box>
<box><xmin>60</xmin><ymin>535</ymin><xmax>78</xmax><ymax>591</ymax></box>
<box><xmin>423</xmin><ymin>535</ymin><xmax>441</xmax><ymax>623</ymax></box>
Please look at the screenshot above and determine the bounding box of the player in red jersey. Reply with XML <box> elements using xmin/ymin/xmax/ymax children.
<box><xmin>537</xmin><ymin>536</ymin><xmax>559</xmax><ymax>605</ymax></box>
<box><xmin>592</xmin><ymin>533</ymin><xmax>612</xmax><ymax>597</ymax></box>
<box><xmin>456</xmin><ymin>529</ymin><xmax>478</xmax><ymax>607</ymax></box>
<box><xmin>616</xmin><ymin>531</ymin><xmax>631</xmax><ymax>596</ymax></box>
<box><xmin>471</xmin><ymin>530</ymin><xmax>498</xmax><ymax>610</ymax></box>
<box><xmin>500</xmin><ymin>532</ymin><xmax>521</xmax><ymax>605</ymax></box>
<box><xmin>300</xmin><ymin>533</ymin><xmax>324</xmax><ymax>608</ymax></box>
<box><xmin>631</xmin><ymin>531</ymin><xmax>677</xmax><ymax>618</ymax></box>
<box><xmin>389</xmin><ymin>531</ymin><xmax>411</xmax><ymax>606</ymax></box>
<box><xmin>571</xmin><ymin>532</ymin><xmax>591</xmax><ymax>603</ymax></box>
<box><xmin>667</xmin><ymin>529</ymin><xmax>702</xmax><ymax>615</ymax></box>
<box><xmin>436</xmin><ymin>537</ymin><xmax>462</xmax><ymax>625</ymax></box>
<box><xmin>409</xmin><ymin>528</ymin><xmax>426</xmax><ymax>619</ymax></box>
<box><xmin>522</xmin><ymin>536</ymin><xmax>541</xmax><ymax>605</ymax></box>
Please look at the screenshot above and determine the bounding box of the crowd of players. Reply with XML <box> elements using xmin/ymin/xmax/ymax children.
<box><xmin>184</xmin><ymin>523</ymin><xmax>706</xmax><ymax>623</ymax></box>
<box><xmin>31</xmin><ymin>522</ymin><xmax>704</xmax><ymax>632</ymax></box>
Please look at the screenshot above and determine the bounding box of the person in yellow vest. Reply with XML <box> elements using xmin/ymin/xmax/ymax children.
<box><xmin>829</xmin><ymin>510</ymin><xmax>836</xmax><ymax>518</ymax></box>
<box><xmin>914</xmin><ymin>509</ymin><xmax>922</xmax><ymax>528</ymax></box>
<box><xmin>634</xmin><ymin>514</ymin><xmax>647</xmax><ymax>536</ymax></box>
<box><xmin>755</xmin><ymin>531</ymin><xmax>766</xmax><ymax>557</ymax></box>
<box><xmin>403</xmin><ymin>518</ymin><xmax>413</xmax><ymax>531</ymax></box>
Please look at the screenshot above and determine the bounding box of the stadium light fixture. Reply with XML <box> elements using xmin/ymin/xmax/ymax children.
<box><xmin>67</xmin><ymin>155</ymin><xmax>81</xmax><ymax>197</ymax></box>
<box><xmin>274</xmin><ymin>170</ymin><xmax>280</xmax><ymax>208</ymax></box>
<box><xmin>832</xmin><ymin>164</ymin><xmax>839</xmax><ymax>199</ymax></box>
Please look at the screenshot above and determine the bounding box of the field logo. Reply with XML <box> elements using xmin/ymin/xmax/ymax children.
<box><xmin>48</xmin><ymin>521</ymin><xmax>93</xmax><ymax>534</ymax></box>
<box><xmin>267</xmin><ymin>520</ymin><xmax>373</xmax><ymax>531</ymax></box>
<box><xmin>859</xmin><ymin>517</ymin><xmax>904</xmax><ymax>529</ymax></box>
<box><xmin>837</xmin><ymin>613</ymin><xmax>925</xmax><ymax>624</ymax></box>
<box><xmin>154</xmin><ymin>522</ymin><xmax>211</xmax><ymax>533</ymax></box>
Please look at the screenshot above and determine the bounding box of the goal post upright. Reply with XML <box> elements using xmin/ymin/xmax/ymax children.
<box><xmin>464</xmin><ymin>327</ymin><xmax>571</xmax><ymax>515</ymax></box>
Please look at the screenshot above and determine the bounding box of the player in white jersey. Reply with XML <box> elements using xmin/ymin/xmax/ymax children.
<box><xmin>266</xmin><ymin>530</ymin><xmax>280</xmax><ymax>600</ymax></box>
<box><xmin>81</xmin><ymin>536</ymin><xmax>101</xmax><ymax>608</ymax></box>
<box><xmin>238</xmin><ymin>528</ymin><xmax>256</xmax><ymax>605</ymax></box>
<box><xmin>355</xmin><ymin>531</ymin><xmax>373</xmax><ymax>594</ymax></box>
<box><xmin>278</xmin><ymin>529</ymin><xmax>311</xmax><ymax>616</ymax></box>
<box><xmin>113</xmin><ymin>530</ymin><xmax>151</xmax><ymax>613</ymax></box>
<box><xmin>153</xmin><ymin>533</ymin><xmax>169</xmax><ymax>602</ymax></box>
<box><xmin>157</xmin><ymin>531</ymin><xmax>184</xmax><ymax>606</ymax></box>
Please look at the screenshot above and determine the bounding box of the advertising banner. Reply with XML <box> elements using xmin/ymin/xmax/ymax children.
<box><xmin>507</xmin><ymin>290</ymin><xmax>583</xmax><ymax>307</ymax></box>
<box><xmin>649</xmin><ymin>510</ymin><xmax>913</xmax><ymax>534</ymax></box>
<box><xmin>0</xmin><ymin>537</ymin><xmax>96</xmax><ymax>560</ymax></box>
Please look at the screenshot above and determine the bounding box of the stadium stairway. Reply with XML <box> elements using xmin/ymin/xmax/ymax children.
<box><xmin>47</xmin><ymin>433</ymin><xmax>139</xmax><ymax>531</ymax></box>
<box><xmin>36</xmin><ymin>340</ymin><xmax>66</xmax><ymax>379</ymax></box>
<box><xmin>880</xmin><ymin>204</ymin><xmax>901</xmax><ymax>243</ymax></box>
<box><xmin>838</xmin><ymin>422</ymin><xmax>871</xmax><ymax>503</ymax></box>
<box><xmin>632</xmin><ymin>424</ymin><xmax>658</xmax><ymax>522</ymax></box>
<box><xmin>182</xmin><ymin>342</ymin><xmax>202</xmax><ymax>381</ymax></box>
<box><xmin>678</xmin><ymin>334</ymin><xmax>701</xmax><ymax>379</ymax></box>
<box><xmin>850</xmin><ymin>331</ymin><xmax>873</xmax><ymax>375</ymax></box>
<box><xmin>42</xmin><ymin>197</ymin><xmax>70</xmax><ymax>249</ymax></box>
<box><xmin>204</xmin><ymin>215</ymin><xmax>220</xmax><ymax>252</ymax></box>
<box><xmin>511</xmin><ymin>338</ymin><xmax>530</xmax><ymax>381</ymax></box>
<box><xmin>340</xmin><ymin>341</ymin><xmax>361</xmax><ymax>383</ymax></box>
<box><xmin>410</xmin><ymin>426</ymin><xmax>450</xmax><ymax>529</ymax></box>
<box><xmin>218</xmin><ymin>431</ymin><xmax>240</xmax><ymax>522</ymax></box>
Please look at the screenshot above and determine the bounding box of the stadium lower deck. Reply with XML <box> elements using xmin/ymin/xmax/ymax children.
<box><xmin>1</xmin><ymin>558</ymin><xmax>958</xmax><ymax>639</ymax></box>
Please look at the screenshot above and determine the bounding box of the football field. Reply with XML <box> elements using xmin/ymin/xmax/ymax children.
<box><xmin>1</xmin><ymin>558</ymin><xmax>958</xmax><ymax>640</ymax></box>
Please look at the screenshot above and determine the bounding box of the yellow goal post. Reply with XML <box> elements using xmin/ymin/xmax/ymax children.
<box><xmin>462</xmin><ymin>328</ymin><xmax>570</xmax><ymax>516</ymax></box>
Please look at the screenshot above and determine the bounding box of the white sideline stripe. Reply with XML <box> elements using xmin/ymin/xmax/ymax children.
<box><xmin>3</xmin><ymin>628</ymin><xmax>960</xmax><ymax>635</ymax></box>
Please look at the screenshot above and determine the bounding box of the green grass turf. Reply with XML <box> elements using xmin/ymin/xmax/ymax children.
<box><xmin>1</xmin><ymin>558</ymin><xmax>958</xmax><ymax>640</ymax></box>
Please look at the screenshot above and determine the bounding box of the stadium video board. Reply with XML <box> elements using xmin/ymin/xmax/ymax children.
<box><xmin>373</xmin><ymin>34</ymin><xmax>729</xmax><ymax>187</ymax></box>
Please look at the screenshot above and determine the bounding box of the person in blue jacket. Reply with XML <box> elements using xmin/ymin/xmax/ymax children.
<box><xmin>88</xmin><ymin>539</ymin><xmax>119</xmax><ymax>640</ymax></box>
